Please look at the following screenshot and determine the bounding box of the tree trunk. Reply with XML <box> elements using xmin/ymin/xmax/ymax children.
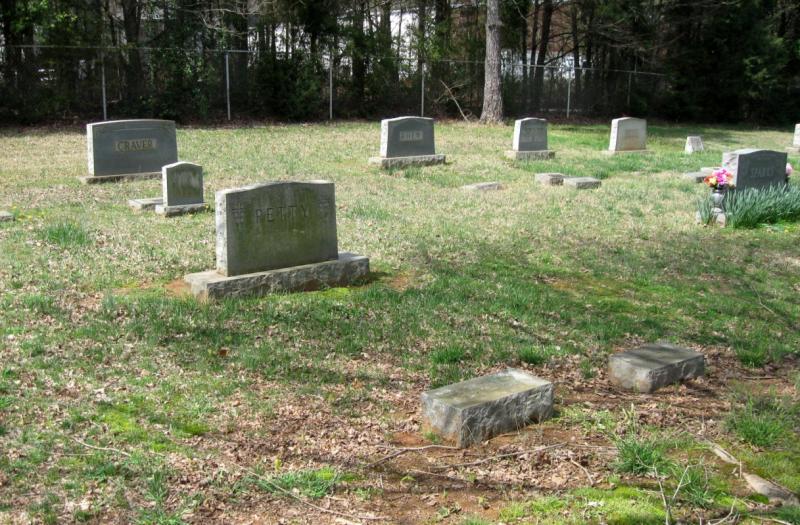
<box><xmin>531</xmin><ymin>0</ymin><xmax>553</xmax><ymax>111</ymax></box>
<box><xmin>527</xmin><ymin>0</ymin><xmax>540</xmax><ymax>112</ymax></box>
<box><xmin>570</xmin><ymin>2</ymin><xmax>581</xmax><ymax>108</ymax></box>
<box><xmin>480</xmin><ymin>0</ymin><xmax>503</xmax><ymax>123</ymax></box>
<box><xmin>521</xmin><ymin>3</ymin><xmax>529</xmax><ymax>112</ymax></box>
<box><xmin>121</xmin><ymin>0</ymin><xmax>143</xmax><ymax>108</ymax></box>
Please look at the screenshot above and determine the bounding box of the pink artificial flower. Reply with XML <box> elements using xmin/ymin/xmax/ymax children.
<box><xmin>788</xmin><ymin>163</ymin><xmax>794</xmax><ymax>177</ymax></box>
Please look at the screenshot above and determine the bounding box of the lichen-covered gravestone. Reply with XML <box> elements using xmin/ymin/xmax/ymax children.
<box><xmin>368</xmin><ymin>117</ymin><xmax>446</xmax><ymax>168</ymax></box>
<box><xmin>154</xmin><ymin>162</ymin><xmax>206</xmax><ymax>216</ymax></box>
<box><xmin>607</xmin><ymin>117</ymin><xmax>647</xmax><ymax>154</ymax></box>
<box><xmin>685</xmin><ymin>136</ymin><xmax>704</xmax><ymax>154</ymax></box>
<box><xmin>82</xmin><ymin>120</ymin><xmax>178</xmax><ymax>184</ymax></box>
<box><xmin>608</xmin><ymin>343</ymin><xmax>704</xmax><ymax>393</ymax></box>
<box><xmin>184</xmin><ymin>181</ymin><xmax>369</xmax><ymax>299</ymax></box>
<box><xmin>505</xmin><ymin>118</ymin><xmax>555</xmax><ymax>161</ymax></box>
<box><xmin>722</xmin><ymin>149</ymin><xmax>788</xmax><ymax>191</ymax></box>
<box><xmin>422</xmin><ymin>369</ymin><xmax>553</xmax><ymax>447</ymax></box>
<box><xmin>788</xmin><ymin>124</ymin><xmax>800</xmax><ymax>153</ymax></box>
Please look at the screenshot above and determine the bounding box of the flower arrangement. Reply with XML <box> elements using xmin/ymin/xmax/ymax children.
<box><xmin>704</xmin><ymin>168</ymin><xmax>734</xmax><ymax>190</ymax></box>
<box><xmin>788</xmin><ymin>163</ymin><xmax>794</xmax><ymax>178</ymax></box>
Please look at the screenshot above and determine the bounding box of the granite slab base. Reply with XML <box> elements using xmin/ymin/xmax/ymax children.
<box><xmin>535</xmin><ymin>173</ymin><xmax>565</xmax><ymax>186</ymax></box>
<box><xmin>79</xmin><ymin>172</ymin><xmax>162</xmax><ymax>184</ymax></box>
<box><xmin>701</xmin><ymin>167</ymin><xmax>717</xmax><ymax>174</ymax></box>
<box><xmin>0</xmin><ymin>211</ymin><xmax>15</xmax><ymax>222</ymax></box>
<box><xmin>462</xmin><ymin>182</ymin><xmax>502</xmax><ymax>192</ymax></box>
<box><xmin>564</xmin><ymin>177</ymin><xmax>601</xmax><ymax>189</ymax></box>
<box><xmin>787</xmin><ymin>147</ymin><xmax>800</xmax><ymax>154</ymax></box>
<box><xmin>368</xmin><ymin>154</ymin><xmax>446</xmax><ymax>169</ymax></box>
<box><xmin>421</xmin><ymin>369</ymin><xmax>553</xmax><ymax>448</ymax></box>
<box><xmin>505</xmin><ymin>150</ymin><xmax>555</xmax><ymax>161</ymax></box>
<box><xmin>155</xmin><ymin>203</ymin><xmax>207</xmax><ymax>217</ymax></box>
<box><xmin>603</xmin><ymin>149</ymin><xmax>650</xmax><ymax>156</ymax></box>
<box><xmin>608</xmin><ymin>343</ymin><xmax>704</xmax><ymax>393</ymax></box>
<box><xmin>683</xmin><ymin>172</ymin><xmax>706</xmax><ymax>183</ymax></box>
<box><xmin>128</xmin><ymin>197</ymin><xmax>163</xmax><ymax>211</ymax></box>
<box><xmin>184</xmin><ymin>252</ymin><xmax>369</xmax><ymax>300</ymax></box>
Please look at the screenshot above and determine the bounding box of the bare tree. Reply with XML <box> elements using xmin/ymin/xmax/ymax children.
<box><xmin>480</xmin><ymin>0</ymin><xmax>503</xmax><ymax>123</ymax></box>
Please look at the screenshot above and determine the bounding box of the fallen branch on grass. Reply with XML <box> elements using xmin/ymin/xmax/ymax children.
<box><xmin>71</xmin><ymin>436</ymin><xmax>131</xmax><ymax>458</ymax></box>
<box><xmin>365</xmin><ymin>444</ymin><xmax>460</xmax><ymax>468</ymax></box>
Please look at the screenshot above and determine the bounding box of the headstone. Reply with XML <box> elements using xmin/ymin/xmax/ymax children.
<box><xmin>535</xmin><ymin>173</ymin><xmax>564</xmax><ymax>186</ymax></box>
<box><xmin>685</xmin><ymin>136</ymin><xmax>704</xmax><ymax>154</ymax></box>
<box><xmin>505</xmin><ymin>118</ymin><xmax>555</xmax><ymax>160</ymax></box>
<box><xmin>462</xmin><ymin>182</ymin><xmax>502</xmax><ymax>192</ymax></box>
<box><xmin>722</xmin><ymin>149</ymin><xmax>788</xmax><ymax>191</ymax></box>
<box><xmin>788</xmin><ymin>124</ymin><xmax>800</xmax><ymax>153</ymax></box>
<box><xmin>0</xmin><ymin>211</ymin><xmax>14</xmax><ymax>222</ymax></box>
<box><xmin>608</xmin><ymin>343</ymin><xmax>704</xmax><ymax>393</ymax></box>
<box><xmin>607</xmin><ymin>117</ymin><xmax>647</xmax><ymax>153</ymax></box>
<box><xmin>184</xmin><ymin>181</ymin><xmax>369</xmax><ymax>299</ymax></box>
<box><xmin>83</xmin><ymin>120</ymin><xmax>178</xmax><ymax>183</ymax></box>
<box><xmin>368</xmin><ymin>117</ymin><xmax>446</xmax><ymax>168</ymax></box>
<box><xmin>154</xmin><ymin>162</ymin><xmax>206</xmax><ymax>216</ymax></box>
<box><xmin>421</xmin><ymin>369</ymin><xmax>553</xmax><ymax>448</ymax></box>
<box><xmin>683</xmin><ymin>172</ymin><xmax>706</xmax><ymax>183</ymax></box>
<box><xmin>564</xmin><ymin>177</ymin><xmax>601</xmax><ymax>189</ymax></box>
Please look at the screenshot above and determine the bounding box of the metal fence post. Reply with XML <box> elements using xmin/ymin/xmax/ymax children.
<box><xmin>329</xmin><ymin>53</ymin><xmax>333</xmax><ymax>121</ymax></box>
<box><xmin>225</xmin><ymin>52</ymin><xmax>231</xmax><ymax>121</ymax></box>
<box><xmin>566</xmin><ymin>67</ymin><xmax>572</xmax><ymax>118</ymax></box>
<box><xmin>420</xmin><ymin>62</ymin><xmax>425</xmax><ymax>117</ymax></box>
<box><xmin>101</xmin><ymin>52</ymin><xmax>107</xmax><ymax>120</ymax></box>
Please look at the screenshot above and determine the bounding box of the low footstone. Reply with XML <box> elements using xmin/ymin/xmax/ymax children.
<box><xmin>535</xmin><ymin>173</ymin><xmax>564</xmax><ymax>186</ymax></box>
<box><xmin>421</xmin><ymin>369</ymin><xmax>554</xmax><ymax>448</ymax></box>
<box><xmin>462</xmin><ymin>182</ymin><xmax>502</xmax><ymax>192</ymax></box>
<box><xmin>0</xmin><ymin>211</ymin><xmax>14</xmax><ymax>222</ymax></box>
<box><xmin>683</xmin><ymin>172</ymin><xmax>706</xmax><ymax>183</ymax></box>
<box><xmin>128</xmin><ymin>197</ymin><xmax>163</xmax><ymax>211</ymax></box>
<box><xmin>564</xmin><ymin>177</ymin><xmax>601</xmax><ymax>189</ymax></box>
<box><xmin>608</xmin><ymin>343</ymin><xmax>704</xmax><ymax>393</ymax></box>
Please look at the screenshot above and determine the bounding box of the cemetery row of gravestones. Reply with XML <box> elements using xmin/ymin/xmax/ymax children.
<box><xmin>2</xmin><ymin>117</ymin><xmax>797</xmax><ymax>449</ymax></box>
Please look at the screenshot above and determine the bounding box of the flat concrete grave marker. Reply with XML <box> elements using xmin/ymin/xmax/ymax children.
<box><xmin>128</xmin><ymin>197</ymin><xmax>163</xmax><ymax>211</ymax></box>
<box><xmin>683</xmin><ymin>171</ymin><xmax>706</xmax><ymax>183</ymax></box>
<box><xmin>154</xmin><ymin>162</ymin><xmax>206</xmax><ymax>216</ymax></box>
<box><xmin>462</xmin><ymin>182</ymin><xmax>502</xmax><ymax>192</ymax></box>
<box><xmin>368</xmin><ymin>117</ymin><xmax>445</xmax><ymax>168</ymax></box>
<box><xmin>535</xmin><ymin>173</ymin><xmax>564</xmax><ymax>186</ymax></box>
<box><xmin>608</xmin><ymin>343</ymin><xmax>704</xmax><ymax>393</ymax></box>
<box><xmin>505</xmin><ymin>118</ymin><xmax>555</xmax><ymax>160</ymax></box>
<box><xmin>685</xmin><ymin>136</ymin><xmax>704</xmax><ymax>154</ymax></box>
<box><xmin>0</xmin><ymin>211</ymin><xmax>14</xmax><ymax>222</ymax></box>
<box><xmin>701</xmin><ymin>167</ymin><xmax>717</xmax><ymax>174</ymax></box>
<box><xmin>607</xmin><ymin>117</ymin><xmax>647</xmax><ymax>154</ymax></box>
<box><xmin>421</xmin><ymin>369</ymin><xmax>553</xmax><ymax>448</ymax></box>
<box><xmin>564</xmin><ymin>177</ymin><xmax>601</xmax><ymax>189</ymax></box>
<box><xmin>83</xmin><ymin>119</ymin><xmax>178</xmax><ymax>184</ymax></box>
<box><xmin>184</xmin><ymin>180</ymin><xmax>369</xmax><ymax>299</ymax></box>
<box><xmin>788</xmin><ymin>124</ymin><xmax>800</xmax><ymax>153</ymax></box>
<box><xmin>722</xmin><ymin>149</ymin><xmax>788</xmax><ymax>191</ymax></box>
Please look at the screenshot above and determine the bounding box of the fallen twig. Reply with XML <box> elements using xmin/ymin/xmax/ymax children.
<box><xmin>569</xmin><ymin>459</ymin><xmax>594</xmax><ymax>486</ymax></box>
<box><xmin>71</xmin><ymin>436</ymin><xmax>131</xmax><ymax>458</ymax></box>
<box><xmin>439</xmin><ymin>80</ymin><xmax>471</xmax><ymax>122</ymax></box>
<box><xmin>365</xmin><ymin>444</ymin><xmax>460</xmax><ymax>468</ymax></box>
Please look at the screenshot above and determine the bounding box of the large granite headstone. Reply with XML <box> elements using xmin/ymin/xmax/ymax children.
<box><xmin>505</xmin><ymin>118</ymin><xmax>555</xmax><ymax>160</ymax></box>
<box><xmin>608</xmin><ymin>343</ymin><xmax>704</xmax><ymax>393</ymax></box>
<box><xmin>83</xmin><ymin>120</ymin><xmax>178</xmax><ymax>183</ymax></box>
<box><xmin>722</xmin><ymin>149</ymin><xmax>788</xmax><ymax>191</ymax></box>
<box><xmin>368</xmin><ymin>117</ymin><xmax>446</xmax><ymax>168</ymax></box>
<box><xmin>788</xmin><ymin>124</ymin><xmax>800</xmax><ymax>153</ymax></box>
<box><xmin>421</xmin><ymin>369</ymin><xmax>553</xmax><ymax>448</ymax></box>
<box><xmin>185</xmin><ymin>181</ymin><xmax>369</xmax><ymax>299</ymax></box>
<box><xmin>607</xmin><ymin>117</ymin><xmax>647</xmax><ymax>154</ymax></box>
<box><xmin>685</xmin><ymin>136</ymin><xmax>704</xmax><ymax>154</ymax></box>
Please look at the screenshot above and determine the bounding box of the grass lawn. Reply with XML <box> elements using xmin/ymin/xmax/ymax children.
<box><xmin>1</xmin><ymin>121</ymin><xmax>799</xmax><ymax>524</ymax></box>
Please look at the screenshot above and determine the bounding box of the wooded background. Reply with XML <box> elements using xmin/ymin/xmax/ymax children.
<box><xmin>1</xmin><ymin>0</ymin><xmax>798</xmax><ymax>124</ymax></box>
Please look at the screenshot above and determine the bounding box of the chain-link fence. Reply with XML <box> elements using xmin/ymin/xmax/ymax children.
<box><xmin>0</xmin><ymin>45</ymin><xmax>666</xmax><ymax>122</ymax></box>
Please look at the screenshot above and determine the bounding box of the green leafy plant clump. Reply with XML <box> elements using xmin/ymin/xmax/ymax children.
<box><xmin>724</xmin><ymin>185</ymin><xmax>800</xmax><ymax>228</ymax></box>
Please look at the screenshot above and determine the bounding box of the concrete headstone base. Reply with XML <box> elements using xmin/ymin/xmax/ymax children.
<box><xmin>684</xmin><ymin>172</ymin><xmax>706</xmax><ymax>183</ymax></box>
<box><xmin>128</xmin><ymin>197</ymin><xmax>163</xmax><ymax>211</ymax></box>
<box><xmin>155</xmin><ymin>203</ymin><xmax>207</xmax><ymax>217</ymax></box>
<box><xmin>504</xmin><ymin>150</ymin><xmax>555</xmax><ymax>161</ymax></box>
<box><xmin>603</xmin><ymin>149</ymin><xmax>650</xmax><ymax>156</ymax></box>
<box><xmin>368</xmin><ymin>154</ymin><xmax>446</xmax><ymax>169</ymax></box>
<box><xmin>421</xmin><ymin>369</ymin><xmax>554</xmax><ymax>448</ymax></box>
<box><xmin>80</xmin><ymin>172</ymin><xmax>162</xmax><ymax>184</ymax></box>
<box><xmin>184</xmin><ymin>252</ymin><xmax>369</xmax><ymax>300</ymax></box>
<box><xmin>786</xmin><ymin>147</ymin><xmax>800</xmax><ymax>154</ymax></box>
<box><xmin>608</xmin><ymin>343</ymin><xmax>704</xmax><ymax>393</ymax></box>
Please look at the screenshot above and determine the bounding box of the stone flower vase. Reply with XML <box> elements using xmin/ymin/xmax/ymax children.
<box><xmin>710</xmin><ymin>187</ymin><xmax>728</xmax><ymax>226</ymax></box>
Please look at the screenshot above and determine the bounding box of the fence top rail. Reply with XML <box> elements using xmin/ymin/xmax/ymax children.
<box><xmin>2</xmin><ymin>44</ymin><xmax>666</xmax><ymax>77</ymax></box>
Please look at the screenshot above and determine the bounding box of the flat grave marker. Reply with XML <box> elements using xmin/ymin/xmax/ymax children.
<box><xmin>462</xmin><ymin>182</ymin><xmax>502</xmax><ymax>192</ymax></box>
<box><xmin>368</xmin><ymin>117</ymin><xmax>446</xmax><ymax>168</ymax></box>
<box><xmin>564</xmin><ymin>177</ymin><xmax>601</xmax><ymax>189</ymax></box>
<box><xmin>0</xmin><ymin>211</ymin><xmax>14</xmax><ymax>222</ymax></box>
<box><xmin>535</xmin><ymin>173</ymin><xmax>565</xmax><ymax>186</ymax></box>
<box><xmin>608</xmin><ymin>343</ymin><xmax>704</xmax><ymax>393</ymax></box>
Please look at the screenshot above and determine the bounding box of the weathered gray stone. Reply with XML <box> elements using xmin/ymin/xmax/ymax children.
<box><xmin>608</xmin><ymin>343</ymin><xmax>704</xmax><ymax>393</ymax></box>
<box><xmin>564</xmin><ymin>177</ymin><xmax>601</xmax><ymax>189</ymax></box>
<box><xmin>422</xmin><ymin>369</ymin><xmax>553</xmax><ymax>447</ymax></box>
<box><xmin>685</xmin><ymin>136</ymin><xmax>704</xmax><ymax>154</ymax></box>
<box><xmin>128</xmin><ymin>197</ymin><xmax>163</xmax><ymax>211</ymax></box>
<box><xmin>162</xmin><ymin>161</ymin><xmax>203</xmax><ymax>206</ymax></box>
<box><xmin>722</xmin><ymin>149</ymin><xmax>788</xmax><ymax>191</ymax></box>
<box><xmin>0</xmin><ymin>211</ymin><xmax>14</xmax><ymax>222</ymax></box>
<box><xmin>185</xmin><ymin>252</ymin><xmax>369</xmax><ymax>300</ymax></box>
<box><xmin>462</xmin><ymin>182</ymin><xmax>502</xmax><ymax>192</ymax></box>
<box><xmin>368</xmin><ymin>154</ymin><xmax>446</xmax><ymax>169</ymax></box>
<box><xmin>608</xmin><ymin>117</ymin><xmax>647</xmax><ymax>153</ymax></box>
<box><xmin>513</xmin><ymin>118</ymin><xmax>548</xmax><ymax>151</ymax></box>
<box><xmin>700</xmin><ymin>167</ymin><xmax>717</xmax><ymax>174</ymax></box>
<box><xmin>787</xmin><ymin>124</ymin><xmax>800</xmax><ymax>153</ymax></box>
<box><xmin>683</xmin><ymin>171</ymin><xmax>706</xmax><ymax>183</ymax></box>
<box><xmin>83</xmin><ymin>120</ymin><xmax>178</xmax><ymax>183</ymax></box>
<box><xmin>534</xmin><ymin>173</ymin><xmax>564</xmax><ymax>186</ymax></box>
<box><xmin>154</xmin><ymin>203</ymin><xmax>207</xmax><ymax>217</ymax></box>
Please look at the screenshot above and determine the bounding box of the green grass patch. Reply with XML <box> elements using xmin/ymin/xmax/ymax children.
<box><xmin>247</xmin><ymin>467</ymin><xmax>345</xmax><ymax>499</ymax></box>
<box><xmin>40</xmin><ymin>221</ymin><xmax>91</xmax><ymax>247</ymax></box>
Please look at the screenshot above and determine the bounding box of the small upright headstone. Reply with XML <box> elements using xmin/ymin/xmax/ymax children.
<box><xmin>564</xmin><ymin>177</ymin><xmax>601</xmax><ymax>189</ymax></box>
<box><xmin>722</xmin><ymin>149</ymin><xmax>788</xmax><ymax>191</ymax></box>
<box><xmin>788</xmin><ymin>124</ymin><xmax>800</xmax><ymax>153</ymax></box>
<box><xmin>0</xmin><ymin>211</ymin><xmax>14</xmax><ymax>222</ymax></box>
<box><xmin>421</xmin><ymin>369</ymin><xmax>554</xmax><ymax>447</ymax></box>
<box><xmin>685</xmin><ymin>136</ymin><xmax>704</xmax><ymax>154</ymax></box>
<box><xmin>368</xmin><ymin>117</ymin><xmax>446</xmax><ymax>168</ymax></box>
<box><xmin>607</xmin><ymin>117</ymin><xmax>647</xmax><ymax>154</ymax></box>
<box><xmin>184</xmin><ymin>181</ymin><xmax>369</xmax><ymax>299</ymax></box>
<box><xmin>505</xmin><ymin>118</ymin><xmax>555</xmax><ymax>160</ymax></box>
<box><xmin>82</xmin><ymin>119</ymin><xmax>178</xmax><ymax>184</ymax></box>
<box><xmin>608</xmin><ymin>343</ymin><xmax>704</xmax><ymax>393</ymax></box>
<box><xmin>154</xmin><ymin>162</ymin><xmax>206</xmax><ymax>216</ymax></box>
